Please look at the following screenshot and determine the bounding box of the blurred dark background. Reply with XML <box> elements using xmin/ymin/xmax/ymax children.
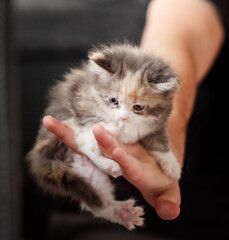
<box><xmin>1</xmin><ymin>0</ymin><xmax>229</xmax><ymax>239</ymax></box>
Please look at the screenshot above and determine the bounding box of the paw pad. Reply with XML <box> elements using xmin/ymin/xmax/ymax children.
<box><xmin>119</xmin><ymin>199</ymin><xmax>144</xmax><ymax>230</ymax></box>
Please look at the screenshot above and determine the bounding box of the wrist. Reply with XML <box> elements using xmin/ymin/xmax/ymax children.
<box><xmin>167</xmin><ymin>110</ymin><xmax>187</xmax><ymax>167</ymax></box>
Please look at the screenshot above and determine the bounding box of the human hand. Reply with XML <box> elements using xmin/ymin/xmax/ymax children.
<box><xmin>92</xmin><ymin>124</ymin><xmax>181</xmax><ymax>220</ymax></box>
<box><xmin>43</xmin><ymin>115</ymin><xmax>181</xmax><ymax>220</ymax></box>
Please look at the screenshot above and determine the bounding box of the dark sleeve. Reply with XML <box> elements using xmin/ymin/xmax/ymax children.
<box><xmin>210</xmin><ymin>0</ymin><xmax>229</xmax><ymax>36</ymax></box>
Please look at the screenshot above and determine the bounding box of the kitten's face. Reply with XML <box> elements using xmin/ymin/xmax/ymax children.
<box><xmin>99</xmin><ymin>71</ymin><xmax>162</xmax><ymax>125</ymax></box>
<box><xmin>88</xmin><ymin>44</ymin><xmax>178</xmax><ymax>127</ymax></box>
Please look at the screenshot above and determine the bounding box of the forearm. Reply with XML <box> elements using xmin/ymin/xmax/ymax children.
<box><xmin>141</xmin><ymin>0</ymin><xmax>224</xmax><ymax>165</ymax></box>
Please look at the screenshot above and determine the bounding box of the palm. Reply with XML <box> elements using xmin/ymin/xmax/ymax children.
<box><xmin>112</xmin><ymin>143</ymin><xmax>180</xmax><ymax>212</ymax></box>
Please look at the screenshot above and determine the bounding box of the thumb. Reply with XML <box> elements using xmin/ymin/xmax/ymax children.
<box><xmin>154</xmin><ymin>183</ymin><xmax>181</xmax><ymax>220</ymax></box>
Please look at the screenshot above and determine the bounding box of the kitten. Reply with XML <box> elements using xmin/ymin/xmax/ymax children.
<box><xmin>26</xmin><ymin>43</ymin><xmax>181</xmax><ymax>230</ymax></box>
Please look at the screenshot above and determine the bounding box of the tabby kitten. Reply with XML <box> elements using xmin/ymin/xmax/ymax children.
<box><xmin>27</xmin><ymin>43</ymin><xmax>181</xmax><ymax>229</ymax></box>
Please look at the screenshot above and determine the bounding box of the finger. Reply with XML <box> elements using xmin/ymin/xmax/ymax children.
<box><xmin>43</xmin><ymin>116</ymin><xmax>82</xmax><ymax>155</ymax></box>
<box><xmin>112</xmin><ymin>148</ymin><xmax>143</xmax><ymax>184</ymax></box>
<box><xmin>154</xmin><ymin>183</ymin><xmax>181</xmax><ymax>220</ymax></box>
<box><xmin>92</xmin><ymin>124</ymin><xmax>120</xmax><ymax>158</ymax></box>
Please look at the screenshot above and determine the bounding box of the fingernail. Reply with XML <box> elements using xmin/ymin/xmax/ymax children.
<box><xmin>43</xmin><ymin>115</ymin><xmax>51</xmax><ymax>124</ymax></box>
<box><xmin>93</xmin><ymin>124</ymin><xmax>103</xmax><ymax>134</ymax></box>
<box><xmin>43</xmin><ymin>116</ymin><xmax>56</xmax><ymax>130</ymax></box>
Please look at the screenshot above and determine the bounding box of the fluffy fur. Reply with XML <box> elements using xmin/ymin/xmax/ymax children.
<box><xmin>27</xmin><ymin>43</ymin><xmax>181</xmax><ymax>229</ymax></box>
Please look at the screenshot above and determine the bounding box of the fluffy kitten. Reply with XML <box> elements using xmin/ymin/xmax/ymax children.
<box><xmin>27</xmin><ymin>43</ymin><xmax>181</xmax><ymax>230</ymax></box>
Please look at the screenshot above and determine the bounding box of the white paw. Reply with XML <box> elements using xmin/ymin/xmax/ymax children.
<box><xmin>165</xmin><ymin>158</ymin><xmax>181</xmax><ymax>180</ymax></box>
<box><xmin>103</xmin><ymin>160</ymin><xmax>122</xmax><ymax>178</ymax></box>
<box><xmin>75</xmin><ymin>128</ymin><xmax>122</xmax><ymax>177</ymax></box>
<box><xmin>153</xmin><ymin>151</ymin><xmax>181</xmax><ymax>180</ymax></box>
<box><xmin>104</xmin><ymin>124</ymin><xmax>119</xmax><ymax>137</ymax></box>
<box><xmin>119</xmin><ymin>199</ymin><xmax>144</xmax><ymax>230</ymax></box>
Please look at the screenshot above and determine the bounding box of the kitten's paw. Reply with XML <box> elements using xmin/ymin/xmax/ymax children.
<box><xmin>104</xmin><ymin>125</ymin><xmax>119</xmax><ymax>137</ymax></box>
<box><xmin>153</xmin><ymin>151</ymin><xmax>181</xmax><ymax>180</ymax></box>
<box><xmin>104</xmin><ymin>160</ymin><xmax>122</xmax><ymax>178</ymax></box>
<box><xmin>165</xmin><ymin>159</ymin><xmax>181</xmax><ymax>180</ymax></box>
<box><xmin>119</xmin><ymin>199</ymin><xmax>144</xmax><ymax>230</ymax></box>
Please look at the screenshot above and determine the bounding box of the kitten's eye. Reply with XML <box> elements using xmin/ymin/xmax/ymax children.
<box><xmin>109</xmin><ymin>98</ymin><xmax>119</xmax><ymax>106</ymax></box>
<box><xmin>133</xmin><ymin>105</ymin><xmax>144</xmax><ymax>111</ymax></box>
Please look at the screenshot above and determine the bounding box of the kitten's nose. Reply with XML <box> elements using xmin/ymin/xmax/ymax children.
<box><xmin>121</xmin><ymin>117</ymin><xmax>128</xmax><ymax>121</ymax></box>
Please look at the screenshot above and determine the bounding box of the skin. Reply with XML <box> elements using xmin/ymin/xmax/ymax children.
<box><xmin>43</xmin><ymin>0</ymin><xmax>224</xmax><ymax>220</ymax></box>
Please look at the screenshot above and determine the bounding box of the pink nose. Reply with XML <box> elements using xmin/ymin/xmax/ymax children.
<box><xmin>121</xmin><ymin>117</ymin><xmax>128</xmax><ymax>121</ymax></box>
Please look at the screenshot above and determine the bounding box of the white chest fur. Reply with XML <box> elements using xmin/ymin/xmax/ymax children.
<box><xmin>116</xmin><ymin>117</ymin><xmax>156</xmax><ymax>144</ymax></box>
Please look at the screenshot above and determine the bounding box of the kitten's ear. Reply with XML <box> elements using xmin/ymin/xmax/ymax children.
<box><xmin>150</xmin><ymin>77</ymin><xmax>179</xmax><ymax>92</ymax></box>
<box><xmin>88</xmin><ymin>52</ymin><xmax>114</xmax><ymax>74</ymax></box>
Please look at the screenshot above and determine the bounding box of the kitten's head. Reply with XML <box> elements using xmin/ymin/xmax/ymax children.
<box><xmin>86</xmin><ymin>43</ymin><xmax>179</xmax><ymax>127</ymax></box>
